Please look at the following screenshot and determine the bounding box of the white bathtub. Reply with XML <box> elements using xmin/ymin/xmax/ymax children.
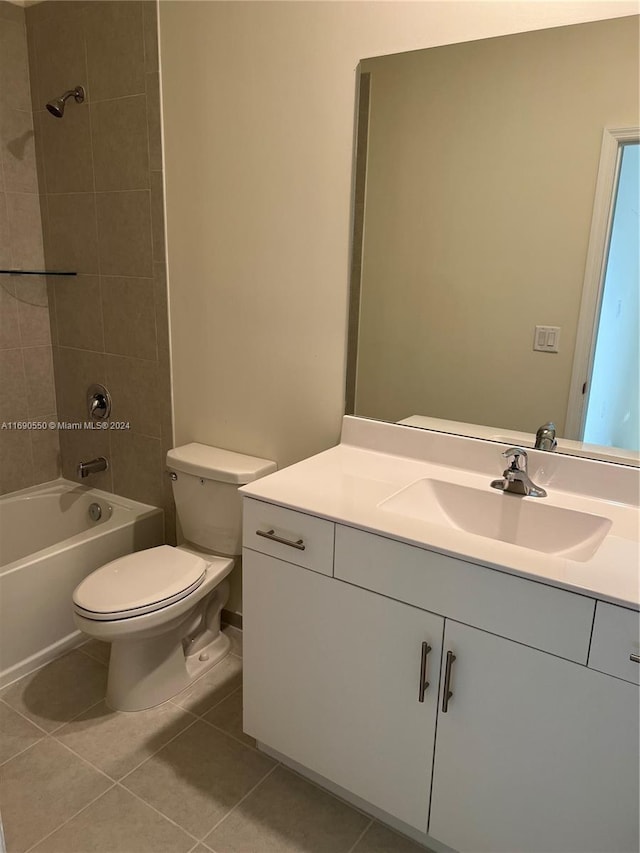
<box><xmin>0</xmin><ymin>479</ymin><xmax>164</xmax><ymax>688</ymax></box>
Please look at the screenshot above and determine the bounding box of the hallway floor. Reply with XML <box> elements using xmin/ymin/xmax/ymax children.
<box><xmin>0</xmin><ymin>629</ymin><xmax>429</xmax><ymax>853</ymax></box>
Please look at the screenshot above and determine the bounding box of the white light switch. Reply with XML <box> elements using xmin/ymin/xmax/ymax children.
<box><xmin>533</xmin><ymin>325</ymin><xmax>561</xmax><ymax>353</ymax></box>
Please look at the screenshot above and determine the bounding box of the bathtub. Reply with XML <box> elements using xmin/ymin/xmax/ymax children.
<box><xmin>0</xmin><ymin>479</ymin><xmax>164</xmax><ymax>688</ymax></box>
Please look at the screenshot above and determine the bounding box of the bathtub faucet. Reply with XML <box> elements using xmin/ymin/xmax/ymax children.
<box><xmin>77</xmin><ymin>457</ymin><xmax>109</xmax><ymax>478</ymax></box>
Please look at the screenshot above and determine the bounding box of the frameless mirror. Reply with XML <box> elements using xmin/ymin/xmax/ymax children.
<box><xmin>346</xmin><ymin>15</ymin><xmax>640</xmax><ymax>465</ymax></box>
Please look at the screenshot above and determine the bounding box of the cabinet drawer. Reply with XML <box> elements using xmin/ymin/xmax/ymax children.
<box><xmin>588</xmin><ymin>602</ymin><xmax>640</xmax><ymax>685</ymax></box>
<box><xmin>243</xmin><ymin>498</ymin><xmax>335</xmax><ymax>576</ymax></box>
<box><xmin>335</xmin><ymin>525</ymin><xmax>595</xmax><ymax>663</ymax></box>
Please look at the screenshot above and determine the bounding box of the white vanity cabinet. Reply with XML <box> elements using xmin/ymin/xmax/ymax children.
<box><xmin>243</xmin><ymin>547</ymin><xmax>443</xmax><ymax>832</ymax></box>
<box><xmin>429</xmin><ymin>620</ymin><xmax>640</xmax><ymax>853</ymax></box>
<box><xmin>242</xmin><ymin>497</ymin><xmax>640</xmax><ymax>853</ymax></box>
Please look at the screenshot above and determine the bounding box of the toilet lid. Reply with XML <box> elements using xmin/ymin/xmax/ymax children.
<box><xmin>73</xmin><ymin>546</ymin><xmax>207</xmax><ymax>620</ymax></box>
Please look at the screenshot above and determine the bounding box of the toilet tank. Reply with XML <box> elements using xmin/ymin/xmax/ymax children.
<box><xmin>166</xmin><ymin>444</ymin><xmax>276</xmax><ymax>556</ymax></box>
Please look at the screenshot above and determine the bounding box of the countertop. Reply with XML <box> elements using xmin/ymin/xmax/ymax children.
<box><xmin>241</xmin><ymin>417</ymin><xmax>640</xmax><ymax>610</ymax></box>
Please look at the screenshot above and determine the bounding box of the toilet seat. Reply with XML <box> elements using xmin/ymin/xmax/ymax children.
<box><xmin>73</xmin><ymin>546</ymin><xmax>208</xmax><ymax>621</ymax></box>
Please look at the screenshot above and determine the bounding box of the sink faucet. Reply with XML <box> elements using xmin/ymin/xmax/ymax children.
<box><xmin>77</xmin><ymin>457</ymin><xmax>108</xmax><ymax>479</ymax></box>
<box><xmin>490</xmin><ymin>447</ymin><xmax>547</xmax><ymax>498</ymax></box>
<box><xmin>535</xmin><ymin>422</ymin><xmax>557</xmax><ymax>451</ymax></box>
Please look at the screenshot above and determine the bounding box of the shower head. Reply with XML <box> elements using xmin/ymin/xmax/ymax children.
<box><xmin>46</xmin><ymin>86</ymin><xmax>85</xmax><ymax>118</ymax></box>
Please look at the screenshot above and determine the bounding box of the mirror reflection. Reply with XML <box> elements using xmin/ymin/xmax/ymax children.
<box><xmin>348</xmin><ymin>16</ymin><xmax>639</xmax><ymax>463</ymax></box>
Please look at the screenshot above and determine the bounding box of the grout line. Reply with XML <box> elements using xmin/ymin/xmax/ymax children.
<box><xmin>199</xmin><ymin>762</ymin><xmax>280</xmax><ymax>842</ymax></box>
<box><xmin>0</xmin><ymin>734</ymin><xmax>45</xmax><ymax>769</ymax></box>
<box><xmin>53</xmin><ymin>734</ymin><xmax>120</xmax><ymax>784</ymax></box>
<box><xmin>115</xmin><ymin>782</ymin><xmax>201</xmax><ymax>845</ymax></box>
<box><xmin>22</xmin><ymin>783</ymin><xmax>118</xmax><ymax>853</ymax></box>
<box><xmin>117</xmin><ymin>713</ymin><xmax>201</xmax><ymax>785</ymax></box>
<box><xmin>0</xmin><ymin>697</ymin><xmax>52</xmax><ymax>737</ymax></box>
<box><xmin>346</xmin><ymin>818</ymin><xmax>374</xmax><ymax>853</ymax></box>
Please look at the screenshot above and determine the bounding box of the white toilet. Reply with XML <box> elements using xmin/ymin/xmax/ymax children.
<box><xmin>72</xmin><ymin>443</ymin><xmax>276</xmax><ymax>712</ymax></box>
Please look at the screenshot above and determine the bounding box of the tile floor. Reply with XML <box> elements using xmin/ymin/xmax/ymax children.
<box><xmin>0</xmin><ymin>628</ymin><xmax>430</xmax><ymax>853</ymax></box>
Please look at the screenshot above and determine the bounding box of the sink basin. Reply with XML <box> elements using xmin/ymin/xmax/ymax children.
<box><xmin>379</xmin><ymin>478</ymin><xmax>612</xmax><ymax>561</ymax></box>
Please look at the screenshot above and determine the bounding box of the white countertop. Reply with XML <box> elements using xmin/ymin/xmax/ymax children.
<box><xmin>241</xmin><ymin>417</ymin><xmax>640</xmax><ymax>609</ymax></box>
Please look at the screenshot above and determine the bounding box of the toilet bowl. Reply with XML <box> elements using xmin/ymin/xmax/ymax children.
<box><xmin>72</xmin><ymin>444</ymin><xmax>276</xmax><ymax>711</ymax></box>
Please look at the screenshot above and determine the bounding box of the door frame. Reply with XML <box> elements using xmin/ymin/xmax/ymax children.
<box><xmin>565</xmin><ymin>127</ymin><xmax>640</xmax><ymax>440</ymax></box>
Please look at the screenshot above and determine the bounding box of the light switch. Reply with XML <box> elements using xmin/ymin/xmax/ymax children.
<box><xmin>533</xmin><ymin>325</ymin><xmax>561</xmax><ymax>353</ymax></box>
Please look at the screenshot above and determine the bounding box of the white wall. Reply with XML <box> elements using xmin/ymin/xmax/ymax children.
<box><xmin>159</xmin><ymin>0</ymin><xmax>637</xmax><ymax>469</ymax></box>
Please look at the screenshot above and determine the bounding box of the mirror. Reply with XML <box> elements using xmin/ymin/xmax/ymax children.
<box><xmin>346</xmin><ymin>15</ymin><xmax>639</xmax><ymax>465</ymax></box>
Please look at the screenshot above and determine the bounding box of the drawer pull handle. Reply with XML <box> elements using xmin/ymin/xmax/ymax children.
<box><xmin>418</xmin><ymin>642</ymin><xmax>432</xmax><ymax>702</ymax></box>
<box><xmin>256</xmin><ymin>529</ymin><xmax>306</xmax><ymax>551</ymax></box>
<box><xmin>442</xmin><ymin>650</ymin><xmax>456</xmax><ymax>713</ymax></box>
<box><xmin>630</xmin><ymin>654</ymin><xmax>640</xmax><ymax>664</ymax></box>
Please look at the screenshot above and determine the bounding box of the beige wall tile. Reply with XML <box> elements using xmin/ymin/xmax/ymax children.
<box><xmin>105</xmin><ymin>353</ymin><xmax>160</xmax><ymax>438</ymax></box>
<box><xmin>29</xmin><ymin>2</ymin><xmax>87</xmax><ymax>111</ymax></box>
<box><xmin>0</xmin><ymin>107</ymin><xmax>38</xmax><ymax>193</ymax></box>
<box><xmin>16</xmin><ymin>274</ymin><xmax>51</xmax><ymax>346</ymax></box>
<box><xmin>6</xmin><ymin>191</ymin><xmax>44</xmax><ymax>268</ymax></box>
<box><xmin>84</xmin><ymin>1</ymin><xmax>145</xmax><ymax>102</ymax></box>
<box><xmin>150</xmin><ymin>171</ymin><xmax>165</xmax><ymax>264</ymax></box>
<box><xmin>39</xmin><ymin>102</ymin><xmax>93</xmax><ymax>193</ymax></box>
<box><xmin>0</xmin><ymin>1</ymin><xmax>24</xmax><ymax>26</ymax></box>
<box><xmin>145</xmin><ymin>73</ymin><xmax>161</xmax><ymax>172</ymax></box>
<box><xmin>0</xmin><ymin>278</ymin><xmax>21</xmax><ymax>349</ymax></box>
<box><xmin>59</xmin><ymin>425</ymin><xmax>112</xmax><ymax>489</ymax></box>
<box><xmin>0</xmin><ymin>426</ymin><xmax>34</xmax><ymax>494</ymax></box>
<box><xmin>142</xmin><ymin>1</ymin><xmax>159</xmax><ymax>74</ymax></box>
<box><xmin>22</xmin><ymin>344</ymin><xmax>56</xmax><ymax>417</ymax></box>
<box><xmin>91</xmin><ymin>95</ymin><xmax>149</xmax><ymax>192</ymax></box>
<box><xmin>54</xmin><ymin>274</ymin><xmax>104</xmax><ymax>350</ymax></box>
<box><xmin>96</xmin><ymin>191</ymin><xmax>152</xmax><ymax>277</ymax></box>
<box><xmin>30</xmin><ymin>413</ymin><xmax>60</xmax><ymax>482</ymax></box>
<box><xmin>45</xmin><ymin>193</ymin><xmax>98</xmax><ymax>274</ymax></box>
<box><xmin>0</xmin><ymin>19</ymin><xmax>31</xmax><ymax>111</ymax></box>
<box><xmin>102</xmin><ymin>275</ymin><xmax>157</xmax><ymax>360</ymax></box>
<box><xmin>110</xmin><ymin>429</ymin><xmax>163</xmax><ymax>506</ymax></box>
<box><xmin>53</xmin><ymin>345</ymin><xmax>106</xmax><ymax>422</ymax></box>
<box><xmin>0</xmin><ymin>194</ymin><xmax>10</xmax><ymax>266</ymax></box>
<box><xmin>0</xmin><ymin>347</ymin><xmax>27</xmax><ymax>421</ymax></box>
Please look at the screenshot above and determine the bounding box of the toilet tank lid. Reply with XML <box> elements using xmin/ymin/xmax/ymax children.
<box><xmin>167</xmin><ymin>443</ymin><xmax>277</xmax><ymax>484</ymax></box>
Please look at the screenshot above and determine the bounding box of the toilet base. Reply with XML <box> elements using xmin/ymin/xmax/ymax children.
<box><xmin>106</xmin><ymin>629</ymin><xmax>232</xmax><ymax>712</ymax></box>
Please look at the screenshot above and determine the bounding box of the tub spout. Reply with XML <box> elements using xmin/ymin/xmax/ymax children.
<box><xmin>77</xmin><ymin>457</ymin><xmax>108</xmax><ymax>478</ymax></box>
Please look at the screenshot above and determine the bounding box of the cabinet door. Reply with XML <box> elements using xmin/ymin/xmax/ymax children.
<box><xmin>429</xmin><ymin>620</ymin><xmax>640</xmax><ymax>853</ymax></box>
<box><xmin>243</xmin><ymin>550</ymin><xmax>443</xmax><ymax>832</ymax></box>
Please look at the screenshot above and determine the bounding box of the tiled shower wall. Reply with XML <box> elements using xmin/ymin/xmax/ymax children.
<box><xmin>24</xmin><ymin>0</ymin><xmax>175</xmax><ymax>539</ymax></box>
<box><xmin>0</xmin><ymin>0</ymin><xmax>59</xmax><ymax>495</ymax></box>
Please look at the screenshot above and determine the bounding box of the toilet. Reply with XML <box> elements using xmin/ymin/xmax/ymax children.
<box><xmin>72</xmin><ymin>443</ymin><xmax>276</xmax><ymax>712</ymax></box>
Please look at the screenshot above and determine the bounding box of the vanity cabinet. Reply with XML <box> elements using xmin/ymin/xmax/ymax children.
<box><xmin>429</xmin><ymin>620</ymin><xmax>640</xmax><ymax>853</ymax></box>
<box><xmin>242</xmin><ymin>498</ymin><xmax>640</xmax><ymax>853</ymax></box>
<box><xmin>243</xmin><ymin>549</ymin><xmax>443</xmax><ymax>831</ymax></box>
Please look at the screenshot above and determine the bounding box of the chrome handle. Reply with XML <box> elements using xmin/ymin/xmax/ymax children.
<box><xmin>256</xmin><ymin>529</ymin><xmax>306</xmax><ymax>551</ymax></box>
<box><xmin>418</xmin><ymin>642</ymin><xmax>432</xmax><ymax>702</ymax></box>
<box><xmin>630</xmin><ymin>654</ymin><xmax>640</xmax><ymax>664</ymax></box>
<box><xmin>442</xmin><ymin>650</ymin><xmax>456</xmax><ymax>713</ymax></box>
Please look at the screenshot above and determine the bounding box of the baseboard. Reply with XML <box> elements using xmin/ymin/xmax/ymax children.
<box><xmin>221</xmin><ymin>609</ymin><xmax>242</xmax><ymax>629</ymax></box>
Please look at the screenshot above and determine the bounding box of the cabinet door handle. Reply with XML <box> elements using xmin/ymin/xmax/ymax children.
<box><xmin>630</xmin><ymin>654</ymin><xmax>640</xmax><ymax>664</ymax></box>
<box><xmin>442</xmin><ymin>650</ymin><xmax>456</xmax><ymax>713</ymax></box>
<box><xmin>418</xmin><ymin>642</ymin><xmax>432</xmax><ymax>702</ymax></box>
<box><xmin>256</xmin><ymin>529</ymin><xmax>306</xmax><ymax>551</ymax></box>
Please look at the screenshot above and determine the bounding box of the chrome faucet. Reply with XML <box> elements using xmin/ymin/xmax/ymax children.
<box><xmin>490</xmin><ymin>447</ymin><xmax>547</xmax><ymax>498</ymax></box>
<box><xmin>77</xmin><ymin>457</ymin><xmax>109</xmax><ymax>478</ymax></box>
<box><xmin>535</xmin><ymin>421</ymin><xmax>557</xmax><ymax>451</ymax></box>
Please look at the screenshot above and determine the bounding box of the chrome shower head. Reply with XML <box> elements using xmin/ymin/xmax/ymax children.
<box><xmin>46</xmin><ymin>86</ymin><xmax>85</xmax><ymax>118</ymax></box>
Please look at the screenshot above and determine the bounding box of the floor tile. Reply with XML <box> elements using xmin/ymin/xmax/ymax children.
<box><xmin>205</xmin><ymin>765</ymin><xmax>370</xmax><ymax>853</ymax></box>
<box><xmin>222</xmin><ymin>626</ymin><xmax>243</xmax><ymax>657</ymax></box>
<box><xmin>0</xmin><ymin>738</ymin><xmax>112</xmax><ymax>852</ymax></box>
<box><xmin>55</xmin><ymin>699</ymin><xmax>195</xmax><ymax>780</ymax></box>
<box><xmin>352</xmin><ymin>821</ymin><xmax>433</xmax><ymax>852</ymax></box>
<box><xmin>30</xmin><ymin>786</ymin><xmax>194</xmax><ymax>853</ymax></box>
<box><xmin>0</xmin><ymin>701</ymin><xmax>45</xmax><ymax>765</ymax></box>
<box><xmin>122</xmin><ymin>720</ymin><xmax>275</xmax><ymax>838</ymax></box>
<box><xmin>0</xmin><ymin>650</ymin><xmax>107</xmax><ymax>732</ymax></box>
<box><xmin>79</xmin><ymin>639</ymin><xmax>111</xmax><ymax>666</ymax></box>
<box><xmin>203</xmin><ymin>689</ymin><xmax>254</xmax><ymax>748</ymax></box>
<box><xmin>173</xmin><ymin>654</ymin><xmax>243</xmax><ymax>717</ymax></box>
